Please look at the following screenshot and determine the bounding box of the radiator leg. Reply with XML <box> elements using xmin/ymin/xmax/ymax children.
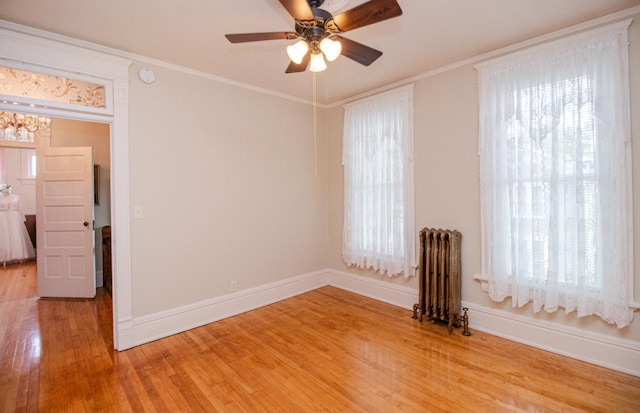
<box><xmin>412</xmin><ymin>304</ymin><xmax>425</xmax><ymax>322</ymax></box>
<box><xmin>461</xmin><ymin>307</ymin><xmax>471</xmax><ymax>336</ymax></box>
<box><xmin>447</xmin><ymin>316</ymin><xmax>455</xmax><ymax>334</ymax></box>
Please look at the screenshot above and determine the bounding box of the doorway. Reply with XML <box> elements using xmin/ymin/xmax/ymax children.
<box><xmin>1</xmin><ymin>23</ymin><xmax>132</xmax><ymax>349</ymax></box>
<box><xmin>0</xmin><ymin>117</ymin><xmax>111</xmax><ymax>286</ymax></box>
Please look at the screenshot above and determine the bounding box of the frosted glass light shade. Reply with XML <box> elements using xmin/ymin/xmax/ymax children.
<box><xmin>286</xmin><ymin>40</ymin><xmax>309</xmax><ymax>64</ymax></box>
<box><xmin>320</xmin><ymin>37</ymin><xmax>342</xmax><ymax>62</ymax></box>
<box><xmin>309</xmin><ymin>52</ymin><xmax>327</xmax><ymax>72</ymax></box>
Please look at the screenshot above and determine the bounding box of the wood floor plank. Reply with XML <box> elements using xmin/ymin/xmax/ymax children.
<box><xmin>1</xmin><ymin>261</ymin><xmax>639</xmax><ymax>412</ymax></box>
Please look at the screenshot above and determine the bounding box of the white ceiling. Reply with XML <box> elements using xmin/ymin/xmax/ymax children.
<box><xmin>1</xmin><ymin>0</ymin><xmax>639</xmax><ymax>105</ymax></box>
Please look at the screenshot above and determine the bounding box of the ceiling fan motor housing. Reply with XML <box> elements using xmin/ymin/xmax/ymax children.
<box><xmin>295</xmin><ymin>4</ymin><xmax>340</xmax><ymax>47</ymax></box>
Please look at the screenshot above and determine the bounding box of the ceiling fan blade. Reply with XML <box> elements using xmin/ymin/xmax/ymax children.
<box><xmin>285</xmin><ymin>52</ymin><xmax>311</xmax><ymax>73</ymax></box>
<box><xmin>278</xmin><ymin>0</ymin><xmax>315</xmax><ymax>21</ymax></box>
<box><xmin>335</xmin><ymin>36</ymin><xmax>383</xmax><ymax>66</ymax></box>
<box><xmin>225</xmin><ymin>32</ymin><xmax>297</xmax><ymax>43</ymax></box>
<box><xmin>332</xmin><ymin>0</ymin><xmax>402</xmax><ymax>32</ymax></box>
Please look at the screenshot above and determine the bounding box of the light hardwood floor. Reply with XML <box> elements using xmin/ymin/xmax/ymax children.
<box><xmin>1</xmin><ymin>261</ymin><xmax>639</xmax><ymax>412</ymax></box>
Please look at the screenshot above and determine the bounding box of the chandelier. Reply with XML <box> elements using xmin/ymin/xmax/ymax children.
<box><xmin>0</xmin><ymin>111</ymin><xmax>51</xmax><ymax>143</ymax></box>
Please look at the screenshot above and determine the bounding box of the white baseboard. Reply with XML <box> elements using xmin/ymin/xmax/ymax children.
<box><xmin>115</xmin><ymin>317</ymin><xmax>134</xmax><ymax>351</ymax></box>
<box><xmin>130</xmin><ymin>270</ymin><xmax>328</xmax><ymax>347</ymax></box>
<box><xmin>124</xmin><ymin>267</ymin><xmax>640</xmax><ymax>377</ymax></box>
<box><xmin>461</xmin><ymin>302</ymin><xmax>640</xmax><ymax>377</ymax></box>
<box><xmin>327</xmin><ymin>269</ymin><xmax>418</xmax><ymax>310</ymax></box>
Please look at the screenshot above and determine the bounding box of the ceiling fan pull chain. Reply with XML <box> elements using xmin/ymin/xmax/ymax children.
<box><xmin>313</xmin><ymin>71</ymin><xmax>318</xmax><ymax>178</ymax></box>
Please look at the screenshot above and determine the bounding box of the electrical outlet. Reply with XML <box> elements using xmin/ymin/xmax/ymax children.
<box><xmin>230</xmin><ymin>280</ymin><xmax>237</xmax><ymax>292</ymax></box>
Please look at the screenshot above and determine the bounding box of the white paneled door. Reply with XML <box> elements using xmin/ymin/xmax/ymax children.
<box><xmin>36</xmin><ymin>147</ymin><xmax>95</xmax><ymax>298</ymax></box>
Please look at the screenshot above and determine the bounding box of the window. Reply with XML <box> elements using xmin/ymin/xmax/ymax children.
<box><xmin>342</xmin><ymin>85</ymin><xmax>415</xmax><ymax>277</ymax></box>
<box><xmin>21</xmin><ymin>149</ymin><xmax>37</xmax><ymax>180</ymax></box>
<box><xmin>508</xmin><ymin>76</ymin><xmax>599</xmax><ymax>289</ymax></box>
<box><xmin>476</xmin><ymin>22</ymin><xmax>633</xmax><ymax>327</ymax></box>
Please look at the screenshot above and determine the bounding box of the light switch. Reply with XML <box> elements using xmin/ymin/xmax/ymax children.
<box><xmin>134</xmin><ymin>205</ymin><xmax>144</xmax><ymax>219</ymax></box>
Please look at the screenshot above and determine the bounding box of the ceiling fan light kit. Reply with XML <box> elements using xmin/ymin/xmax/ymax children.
<box><xmin>225</xmin><ymin>0</ymin><xmax>403</xmax><ymax>73</ymax></box>
<box><xmin>319</xmin><ymin>37</ymin><xmax>342</xmax><ymax>61</ymax></box>
<box><xmin>310</xmin><ymin>51</ymin><xmax>328</xmax><ymax>72</ymax></box>
<box><xmin>287</xmin><ymin>39</ymin><xmax>310</xmax><ymax>64</ymax></box>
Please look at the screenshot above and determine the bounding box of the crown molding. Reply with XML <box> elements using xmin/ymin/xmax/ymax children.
<box><xmin>328</xmin><ymin>5</ymin><xmax>640</xmax><ymax>108</ymax></box>
<box><xmin>0</xmin><ymin>19</ymin><xmax>323</xmax><ymax>108</ymax></box>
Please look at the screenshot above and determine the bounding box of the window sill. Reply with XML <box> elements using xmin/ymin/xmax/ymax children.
<box><xmin>473</xmin><ymin>273</ymin><xmax>489</xmax><ymax>293</ymax></box>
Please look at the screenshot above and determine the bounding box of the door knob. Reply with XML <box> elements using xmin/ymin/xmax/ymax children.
<box><xmin>83</xmin><ymin>221</ymin><xmax>90</xmax><ymax>227</ymax></box>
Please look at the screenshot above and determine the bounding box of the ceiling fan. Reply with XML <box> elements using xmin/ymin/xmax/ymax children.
<box><xmin>225</xmin><ymin>0</ymin><xmax>403</xmax><ymax>73</ymax></box>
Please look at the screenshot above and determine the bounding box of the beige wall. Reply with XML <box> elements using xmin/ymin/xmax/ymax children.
<box><xmin>128</xmin><ymin>64</ymin><xmax>329</xmax><ymax>317</ymax></box>
<box><xmin>327</xmin><ymin>14</ymin><xmax>640</xmax><ymax>343</ymax></box>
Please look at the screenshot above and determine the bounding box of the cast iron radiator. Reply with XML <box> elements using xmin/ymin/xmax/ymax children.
<box><xmin>412</xmin><ymin>228</ymin><xmax>469</xmax><ymax>334</ymax></box>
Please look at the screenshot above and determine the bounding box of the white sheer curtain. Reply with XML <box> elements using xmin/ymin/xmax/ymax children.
<box><xmin>477</xmin><ymin>22</ymin><xmax>634</xmax><ymax>327</ymax></box>
<box><xmin>342</xmin><ymin>85</ymin><xmax>415</xmax><ymax>277</ymax></box>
